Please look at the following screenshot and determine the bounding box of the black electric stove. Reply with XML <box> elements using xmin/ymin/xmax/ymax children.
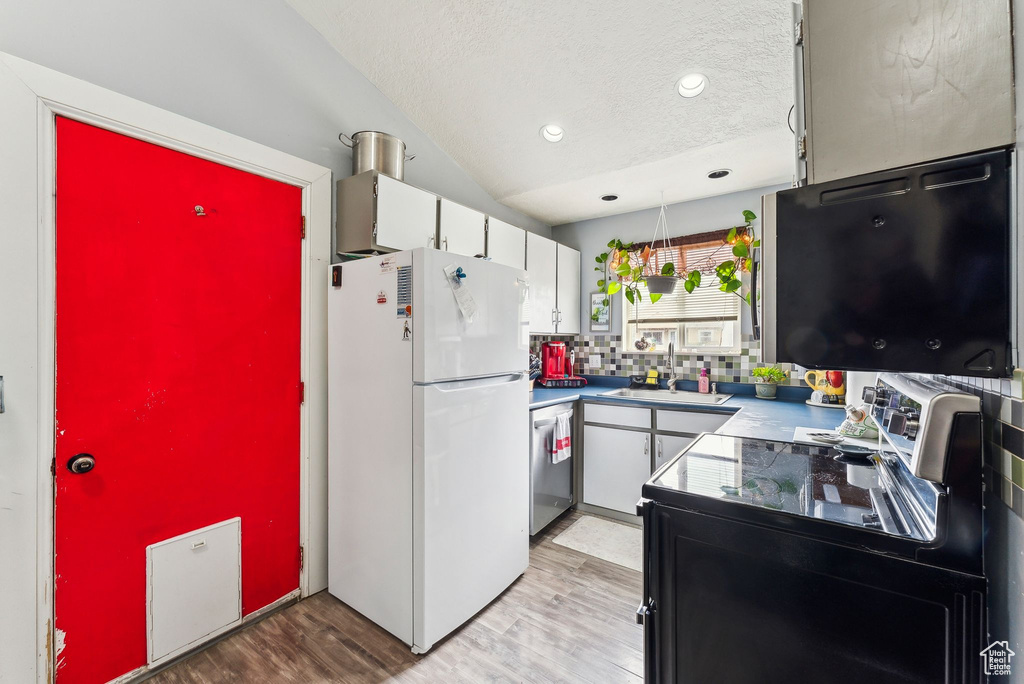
<box><xmin>637</xmin><ymin>374</ymin><xmax>985</xmax><ymax>684</ymax></box>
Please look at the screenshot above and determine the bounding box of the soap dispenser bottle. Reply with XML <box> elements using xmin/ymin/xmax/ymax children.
<box><xmin>698</xmin><ymin>368</ymin><xmax>710</xmax><ymax>394</ymax></box>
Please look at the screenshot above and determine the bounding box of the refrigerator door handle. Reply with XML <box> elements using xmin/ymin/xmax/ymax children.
<box><xmin>425</xmin><ymin>372</ymin><xmax>526</xmax><ymax>392</ymax></box>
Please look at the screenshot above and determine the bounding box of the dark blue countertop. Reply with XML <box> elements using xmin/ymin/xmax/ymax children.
<box><xmin>529</xmin><ymin>375</ymin><xmax>844</xmax><ymax>442</ymax></box>
<box><xmin>527</xmin><ymin>384</ymin><xmax>610</xmax><ymax>409</ymax></box>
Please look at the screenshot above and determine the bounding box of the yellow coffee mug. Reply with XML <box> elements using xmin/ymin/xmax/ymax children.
<box><xmin>804</xmin><ymin>370</ymin><xmax>845</xmax><ymax>397</ymax></box>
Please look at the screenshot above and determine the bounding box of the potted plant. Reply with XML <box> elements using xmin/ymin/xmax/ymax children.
<box><xmin>751</xmin><ymin>365</ymin><xmax>788</xmax><ymax>400</ymax></box>
<box><xmin>594</xmin><ymin>209</ymin><xmax>760</xmax><ymax>306</ymax></box>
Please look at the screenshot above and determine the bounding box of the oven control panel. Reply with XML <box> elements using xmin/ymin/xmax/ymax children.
<box><xmin>866</xmin><ymin>374</ymin><xmax>979</xmax><ymax>484</ymax></box>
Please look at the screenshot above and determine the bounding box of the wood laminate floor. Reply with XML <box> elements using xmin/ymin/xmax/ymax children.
<box><xmin>148</xmin><ymin>512</ymin><xmax>643</xmax><ymax>683</ymax></box>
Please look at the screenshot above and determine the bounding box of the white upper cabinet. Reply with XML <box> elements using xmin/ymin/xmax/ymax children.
<box><xmin>438</xmin><ymin>198</ymin><xmax>486</xmax><ymax>257</ymax></box>
<box><xmin>336</xmin><ymin>171</ymin><xmax>438</xmax><ymax>255</ymax></box>
<box><xmin>526</xmin><ymin>235</ymin><xmax>580</xmax><ymax>335</ymax></box>
<box><xmin>486</xmin><ymin>217</ymin><xmax>526</xmax><ymax>270</ymax></box>
<box><xmin>799</xmin><ymin>0</ymin><xmax>1014</xmax><ymax>183</ymax></box>
<box><xmin>374</xmin><ymin>174</ymin><xmax>439</xmax><ymax>251</ymax></box>
<box><xmin>555</xmin><ymin>244</ymin><xmax>580</xmax><ymax>335</ymax></box>
<box><xmin>526</xmin><ymin>233</ymin><xmax>558</xmax><ymax>334</ymax></box>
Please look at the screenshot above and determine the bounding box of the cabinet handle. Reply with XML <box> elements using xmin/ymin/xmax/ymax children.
<box><xmin>644</xmin><ymin>436</ymin><xmax>649</xmax><ymax>455</ymax></box>
<box><xmin>428</xmin><ymin>236</ymin><xmax>435</xmax><ymax>248</ymax></box>
<box><xmin>443</xmin><ymin>236</ymin><xmax>448</xmax><ymax>251</ymax></box>
<box><xmin>657</xmin><ymin>438</ymin><xmax>663</xmax><ymax>461</ymax></box>
<box><xmin>552</xmin><ymin>309</ymin><xmax>558</xmax><ymax>325</ymax></box>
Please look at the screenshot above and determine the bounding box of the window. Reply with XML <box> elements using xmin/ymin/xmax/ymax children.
<box><xmin>622</xmin><ymin>236</ymin><xmax>743</xmax><ymax>354</ymax></box>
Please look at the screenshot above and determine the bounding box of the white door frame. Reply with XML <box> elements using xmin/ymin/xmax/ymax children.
<box><xmin>0</xmin><ymin>52</ymin><xmax>331</xmax><ymax>683</ymax></box>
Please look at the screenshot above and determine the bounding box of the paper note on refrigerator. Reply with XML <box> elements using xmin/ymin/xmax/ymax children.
<box><xmin>442</xmin><ymin>264</ymin><xmax>477</xmax><ymax>323</ymax></box>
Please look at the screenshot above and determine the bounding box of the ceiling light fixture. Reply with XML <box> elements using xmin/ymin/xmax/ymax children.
<box><xmin>677</xmin><ymin>73</ymin><xmax>708</xmax><ymax>98</ymax></box>
<box><xmin>707</xmin><ymin>169</ymin><xmax>731</xmax><ymax>179</ymax></box>
<box><xmin>540</xmin><ymin>124</ymin><xmax>564</xmax><ymax>143</ymax></box>
<box><xmin>600</xmin><ymin>194</ymin><xmax>619</xmax><ymax>201</ymax></box>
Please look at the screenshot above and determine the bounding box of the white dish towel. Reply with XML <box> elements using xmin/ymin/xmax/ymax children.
<box><xmin>550</xmin><ymin>413</ymin><xmax>572</xmax><ymax>464</ymax></box>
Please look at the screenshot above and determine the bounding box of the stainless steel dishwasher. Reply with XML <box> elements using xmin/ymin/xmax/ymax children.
<box><xmin>529</xmin><ymin>402</ymin><xmax>574</xmax><ymax>535</ymax></box>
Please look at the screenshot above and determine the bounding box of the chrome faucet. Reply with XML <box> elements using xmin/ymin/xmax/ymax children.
<box><xmin>666</xmin><ymin>341</ymin><xmax>678</xmax><ymax>393</ymax></box>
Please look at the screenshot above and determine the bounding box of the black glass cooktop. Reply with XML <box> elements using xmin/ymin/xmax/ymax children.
<box><xmin>647</xmin><ymin>433</ymin><xmax>922</xmax><ymax>539</ymax></box>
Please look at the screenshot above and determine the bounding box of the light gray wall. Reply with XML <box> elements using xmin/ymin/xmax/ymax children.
<box><xmin>986</xmin><ymin>492</ymin><xmax>1024</xmax><ymax>671</ymax></box>
<box><xmin>0</xmin><ymin>0</ymin><xmax>550</xmax><ymax>246</ymax></box>
<box><xmin>552</xmin><ymin>184</ymin><xmax>789</xmax><ymax>334</ymax></box>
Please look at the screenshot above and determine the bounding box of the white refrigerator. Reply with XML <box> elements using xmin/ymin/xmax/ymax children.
<box><xmin>327</xmin><ymin>248</ymin><xmax>530</xmax><ymax>653</ymax></box>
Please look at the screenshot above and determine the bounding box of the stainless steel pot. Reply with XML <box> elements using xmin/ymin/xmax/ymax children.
<box><xmin>339</xmin><ymin>131</ymin><xmax>415</xmax><ymax>181</ymax></box>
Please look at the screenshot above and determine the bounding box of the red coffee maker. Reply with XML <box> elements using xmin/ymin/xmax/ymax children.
<box><xmin>537</xmin><ymin>341</ymin><xmax>586</xmax><ymax>388</ymax></box>
<box><xmin>541</xmin><ymin>342</ymin><xmax>566</xmax><ymax>379</ymax></box>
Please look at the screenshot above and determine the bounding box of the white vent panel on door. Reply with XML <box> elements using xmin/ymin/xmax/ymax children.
<box><xmin>146</xmin><ymin>518</ymin><xmax>242</xmax><ymax>664</ymax></box>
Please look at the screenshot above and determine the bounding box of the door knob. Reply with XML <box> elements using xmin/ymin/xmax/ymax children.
<box><xmin>67</xmin><ymin>453</ymin><xmax>95</xmax><ymax>474</ymax></box>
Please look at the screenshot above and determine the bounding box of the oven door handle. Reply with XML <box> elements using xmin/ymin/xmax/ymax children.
<box><xmin>636</xmin><ymin>599</ymin><xmax>656</xmax><ymax>680</ymax></box>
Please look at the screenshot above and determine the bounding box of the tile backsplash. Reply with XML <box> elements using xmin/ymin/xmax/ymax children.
<box><xmin>530</xmin><ymin>333</ymin><xmax>804</xmax><ymax>386</ymax></box>
<box><xmin>940</xmin><ymin>372</ymin><xmax>1024</xmax><ymax>520</ymax></box>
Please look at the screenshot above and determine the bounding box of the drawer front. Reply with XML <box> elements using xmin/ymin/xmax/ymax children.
<box><xmin>656</xmin><ymin>409</ymin><xmax>730</xmax><ymax>435</ymax></box>
<box><xmin>584</xmin><ymin>403</ymin><xmax>651</xmax><ymax>429</ymax></box>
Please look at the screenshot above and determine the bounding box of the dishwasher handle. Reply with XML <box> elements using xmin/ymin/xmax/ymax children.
<box><xmin>532</xmin><ymin>410</ymin><xmax>574</xmax><ymax>429</ymax></box>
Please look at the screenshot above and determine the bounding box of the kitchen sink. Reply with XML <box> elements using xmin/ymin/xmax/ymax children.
<box><xmin>600</xmin><ymin>388</ymin><xmax>732</xmax><ymax>405</ymax></box>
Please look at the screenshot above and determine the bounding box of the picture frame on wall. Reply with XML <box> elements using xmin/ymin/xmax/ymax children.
<box><xmin>590</xmin><ymin>292</ymin><xmax>610</xmax><ymax>332</ymax></box>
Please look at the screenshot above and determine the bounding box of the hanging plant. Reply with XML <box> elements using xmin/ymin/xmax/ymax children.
<box><xmin>594</xmin><ymin>240</ymin><xmax>661</xmax><ymax>309</ymax></box>
<box><xmin>594</xmin><ymin>209</ymin><xmax>760</xmax><ymax>306</ymax></box>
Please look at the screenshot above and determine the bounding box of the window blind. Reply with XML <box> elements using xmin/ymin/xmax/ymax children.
<box><xmin>625</xmin><ymin>283</ymin><xmax>740</xmax><ymax>323</ymax></box>
<box><xmin>625</xmin><ymin>242</ymin><xmax>741</xmax><ymax>323</ymax></box>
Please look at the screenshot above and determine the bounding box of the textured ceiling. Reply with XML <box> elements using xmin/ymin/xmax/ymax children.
<box><xmin>286</xmin><ymin>0</ymin><xmax>796</xmax><ymax>225</ymax></box>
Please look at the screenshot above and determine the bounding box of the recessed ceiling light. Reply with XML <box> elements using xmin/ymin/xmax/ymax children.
<box><xmin>677</xmin><ymin>73</ymin><xmax>708</xmax><ymax>98</ymax></box>
<box><xmin>600</xmin><ymin>194</ymin><xmax>619</xmax><ymax>201</ymax></box>
<box><xmin>707</xmin><ymin>169</ymin><xmax>731</xmax><ymax>179</ymax></box>
<box><xmin>540</xmin><ymin>124</ymin><xmax>564</xmax><ymax>143</ymax></box>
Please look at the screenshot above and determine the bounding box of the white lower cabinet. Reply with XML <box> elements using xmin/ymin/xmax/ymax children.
<box><xmin>655</xmin><ymin>434</ymin><xmax>694</xmax><ymax>472</ymax></box>
<box><xmin>582</xmin><ymin>425</ymin><xmax>651</xmax><ymax>515</ymax></box>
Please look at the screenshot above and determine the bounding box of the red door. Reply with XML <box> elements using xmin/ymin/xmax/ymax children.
<box><xmin>54</xmin><ymin>117</ymin><xmax>302</xmax><ymax>684</ymax></box>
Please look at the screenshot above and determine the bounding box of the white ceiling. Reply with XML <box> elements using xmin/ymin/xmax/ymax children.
<box><xmin>286</xmin><ymin>0</ymin><xmax>796</xmax><ymax>226</ymax></box>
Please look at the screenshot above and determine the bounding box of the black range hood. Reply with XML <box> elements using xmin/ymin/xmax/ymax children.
<box><xmin>768</xmin><ymin>148</ymin><xmax>1012</xmax><ymax>377</ymax></box>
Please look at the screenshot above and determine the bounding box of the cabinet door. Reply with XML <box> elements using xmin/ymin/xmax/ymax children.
<box><xmin>525</xmin><ymin>232</ymin><xmax>558</xmax><ymax>334</ymax></box>
<box><xmin>655</xmin><ymin>434</ymin><xmax>693</xmax><ymax>472</ymax></box>
<box><xmin>438</xmin><ymin>198</ymin><xmax>485</xmax><ymax>257</ymax></box>
<box><xmin>584</xmin><ymin>403</ymin><xmax>651</xmax><ymax>430</ymax></box>
<box><xmin>802</xmin><ymin>0</ymin><xmax>1013</xmax><ymax>184</ymax></box>
<box><xmin>375</xmin><ymin>174</ymin><xmax>438</xmax><ymax>251</ymax></box>
<box><xmin>486</xmin><ymin>217</ymin><xmax>526</xmax><ymax>270</ymax></box>
<box><xmin>555</xmin><ymin>243</ymin><xmax>580</xmax><ymax>334</ymax></box>
<box><xmin>583</xmin><ymin>426</ymin><xmax>650</xmax><ymax>514</ymax></box>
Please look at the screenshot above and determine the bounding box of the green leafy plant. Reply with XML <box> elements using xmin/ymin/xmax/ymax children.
<box><xmin>751</xmin><ymin>365</ymin><xmax>789</xmax><ymax>384</ymax></box>
<box><xmin>595</xmin><ymin>209</ymin><xmax>760</xmax><ymax>306</ymax></box>
<box><xmin>593</xmin><ymin>239</ymin><xmax>663</xmax><ymax>309</ymax></box>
